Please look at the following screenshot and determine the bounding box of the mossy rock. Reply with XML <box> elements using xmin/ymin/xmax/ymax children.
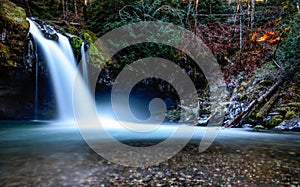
<box><xmin>70</xmin><ymin>36</ymin><xmax>82</xmax><ymax>51</ymax></box>
<box><xmin>0</xmin><ymin>0</ymin><xmax>28</xmax><ymax>31</ymax></box>
<box><xmin>80</xmin><ymin>30</ymin><xmax>97</xmax><ymax>43</ymax></box>
<box><xmin>70</xmin><ymin>36</ymin><xmax>83</xmax><ymax>60</ymax></box>
<box><xmin>88</xmin><ymin>42</ymin><xmax>108</xmax><ymax>68</ymax></box>
<box><xmin>266</xmin><ymin>115</ymin><xmax>283</xmax><ymax>127</ymax></box>
<box><xmin>0</xmin><ymin>43</ymin><xmax>10</xmax><ymax>59</ymax></box>
<box><xmin>253</xmin><ymin>125</ymin><xmax>265</xmax><ymax>131</ymax></box>
<box><xmin>64</xmin><ymin>24</ymin><xmax>78</xmax><ymax>35</ymax></box>
<box><xmin>0</xmin><ymin>0</ymin><xmax>29</xmax><ymax>67</ymax></box>
<box><xmin>285</xmin><ymin>111</ymin><xmax>297</xmax><ymax>120</ymax></box>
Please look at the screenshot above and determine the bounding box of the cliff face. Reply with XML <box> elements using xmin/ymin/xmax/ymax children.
<box><xmin>0</xmin><ymin>0</ymin><xmax>34</xmax><ymax>119</ymax></box>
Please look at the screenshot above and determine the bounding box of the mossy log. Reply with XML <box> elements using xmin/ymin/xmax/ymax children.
<box><xmin>225</xmin><ymin>78</ymin><xmax>283</xmax><ymax>128</ymax></box>
<box><xmin>45</xmin><ymin>20</ymin><xmax>81</xmax><ymax>26</ymax></box>
<box><xmin>256</xmin><ymin>91</ymin><xmax>279</xmax><ymax>119</ymax></box>
<box><xmin>279</xmin><ymin>102</ymin><xmax>300</xmax><ymax>107</ymax></box>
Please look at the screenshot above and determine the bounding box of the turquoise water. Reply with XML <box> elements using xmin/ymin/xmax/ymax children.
<box><xmin>0</xmin><ymin>121</ymin><xmax>299</xmax><ymax>186</ymax></box>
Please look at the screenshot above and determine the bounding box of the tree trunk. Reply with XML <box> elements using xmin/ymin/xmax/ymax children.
<box><xmin>250</xmin><ymin>0</ymin><xmax>255</xmax><ymax>29</ymax></box>
<box><xmin>247</xmin><ymin>0</ymin><xmax>251</xmax><ymax>28</ymax></box>
<box><xmin>194</xmin><ymin>0</ymin><xmax>199</xmax><ymax>31</ymax></box>
<box><xmin>185</xmin><ymin>0</ymin><xmax>193</xmax><ymax>29</ymax></box>
<box><xmin>225</xmin><ymin>78</ymin><xmax>283</xmax><ymax>128</ymax></box>
<box><xmin>25</xmin><ymin>0</ymin><xmax>32</xmax><ymax>16</ymax></box>
<box><xmin>256</xmin><ymin>91</ymin><xmax>279</xmax><ymax>119</ymax></box>
<box><xmin>239</xmin><ymin>17</ymin><xmax>243</xmax><ymax>67</ymax></box>
<box><xmin>65</xmin><ymin>0</ymin><xmax>69</xmax><ymax>18</ymax></box>
<box><xmin>233</xmin><ymin>1</ymin><xmax>241</xmax><ymax>26</ymax></box>
<box><xmin>62</xmin><ymin>0</ymin><xmax>66</xmax><ymax>19</ymax></box>
<box><xmin>74</xmin><ymin>0</ymin><xmax>78</xmax><ymax>17</ymax></box>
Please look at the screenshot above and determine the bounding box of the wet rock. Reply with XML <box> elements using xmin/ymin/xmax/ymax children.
<box><xmin>263</xmin><ymin>116</ymin><xmax>272</xmax><ymax>122</ymax></box>
<box><xmin>274</xmin><ymin>118</ymin><xmax>300</xmax><ymax>131</ymax></box>
<box><xmin>23</xmin><ymin>33</ymin><xmax>37</xmax><ymax>71</ymax></box>
<box><xmin>0</xmin><ymin>0</ymin><xmax>29</xmax><ymax>67</ymax></box>
<box><xmin>70</xmin><ymin>36</ymin><xmax>82</xmax><ymax>60</ymax></box>
<box><xmin>285</xmin><ymin>111</ymin><xmax>297</xmax><ymax>120</ymax></box>
<box><xmin>223</xmin><ymin>100</ymin><xmax>245</xmax><ymax>125</ymax></box>
<box><xmin>40</xmin><ymin>21</ymin><xmax>58</xmax><ymax>41</ymax></box>
<box><xmin>253</xmin><ymin>125</ymin><xmax>265</xmax><ymax>131</ymax></box>
<box><xmin>242</xmin><ymin>124</ymin><xmax>252</xmax><ymax>128</ymax></box>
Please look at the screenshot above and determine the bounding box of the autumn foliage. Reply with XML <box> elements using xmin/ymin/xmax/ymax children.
<box><xmin>195</xmin><ymin>20</ymin><xmax>281</xmax><ymax>81</ymax></box>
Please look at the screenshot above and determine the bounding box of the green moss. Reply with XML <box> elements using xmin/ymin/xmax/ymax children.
<box><xmin>87</xmin><ymin>42</ymin><xmax>109</xmax><ymax>69</ymax></box>
<box><xmin>260</xmin><ymin>79</ymin><xmax>273</xmax><ymax>86</ymax></box>
<box><xmin>0</xmin><ymin>0</ymin><xmax>29</xmax><ymax>67</ymax></box>
<box><xmin>277</xmin><ymin>107</ymin><xmax>290</xmax><ymax>114</ymax></box>
<box><xmin>70</xmin><ymin>37</ymin><xmax>82</xmax><ymax>50</ymax></box>
<box><xmin>285</xmin><ymin>110</ymin><xmax>297</xmax><ymax>119</ymax></box>
<box><xmin>247</xmin><ymin>117</ymin><xmax>257</xmax><ymax>124</ymax></box>
<box><xmin>46</xmin><ymin>21</ymin><xmax>55</xmax><ymax>27</ymax></box>
<box><xmin>65</xmin><ymin>25</ymin><xmax>78</xmax><ymax>35</ymax></box>
<box><xmin>0</xmin><ymin>0</ymin><xmax>28</xmax><ymax>31</ymax></box>
<box><xmin>70</xmin><ymin>36</ymin><xmax>82</xmax><ymax>60</ymax></box>
<box><xmin>0</xmin><ymin>43</ymin><xmax>10</xmax><ymax>59</ymax></box>
<box><xmin>7</xmin><ymin>60</ymin><xmax>14</xmax><ymax>67</ymax></box>
<box><xmin>266</xmin><ymin>115</ymin><xmax>283</xmax><ymax>127</ymax></box>
<box><xmin>80</xmin><ymin>30</ymin><xmax>97</xmax><ymax>43</ymax></box>
<box><xmin>253</xmin><ymin>125</ymin><xmax>265</xmax><ymax>131</ymax></box>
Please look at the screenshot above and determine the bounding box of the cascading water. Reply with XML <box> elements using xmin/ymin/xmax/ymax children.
<box><xmin>80</xmin><ymin>42</ymin><xmax>89</xmax><ymax>84</ymax></box>
<box><xmin>27</xmin><ymin>18</ymin><xmax>84</xmax><ymax>120</ymax></box>
<box><xmin>34</xmin><ymin>44</ymin><xmax>39</xmax><ymax>120</ymax></box>
<box><xmin>58</xmin><ymin>33</ymin><xmax>77</xmax><ymax>67</ymax></box>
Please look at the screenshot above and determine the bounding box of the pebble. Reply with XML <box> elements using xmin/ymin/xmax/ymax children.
<box><xmin>0</xmin><ymin>144</ymin><xmax>299</xmax><ymax>186</ymax></box>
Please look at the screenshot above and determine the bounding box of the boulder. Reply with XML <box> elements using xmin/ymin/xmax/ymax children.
<box><xmin>0</xmin><ymin>0</ymin><xmax>29</xmax><ymax>67</ymax></box>
<box><xmin>274</xmin><ymin>118</ymin><xmax>300</xmax><ymax>131</ymax></box>
<box><xmin>0</xmin><ymin>1</ymin><xmax>35</xmax><ymax>119</ymax></box>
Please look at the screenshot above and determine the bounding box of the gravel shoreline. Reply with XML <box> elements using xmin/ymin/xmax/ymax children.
<box><xmin>1</xmin><ymin>140</ymin><xmax>299</xmax><ymax>186</ymax></box>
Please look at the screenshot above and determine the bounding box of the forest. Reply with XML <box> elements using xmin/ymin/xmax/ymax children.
<box><xmin>1</xmin><ymin>0</ymin><xmax>299</xmax><ymax>129</ymax></box>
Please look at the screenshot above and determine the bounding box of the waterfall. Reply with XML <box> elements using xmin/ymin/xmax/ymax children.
<box><xmin>34</xmin><ymin>43</ymin><xmax>39</xmax><ymax>120</ymax></box>
<box><xmin>27</xmin><ymin>19</ymin><xmax>80</xmax><ymax>120</ymax></box>
<box><xmin>57</xmin><ymin>33</ymin><xmax>77</xmax><ymax>67</ymax></box>
<box><xmin>80</xmin><ymin>42</ymin><xmax>89</xmax><ymax>84</ymax></box>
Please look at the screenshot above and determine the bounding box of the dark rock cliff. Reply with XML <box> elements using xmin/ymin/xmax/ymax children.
<box><xmin>0</xmin><ymin>0</ymin><xmax>34</xmax><ymax>119</ymax></box>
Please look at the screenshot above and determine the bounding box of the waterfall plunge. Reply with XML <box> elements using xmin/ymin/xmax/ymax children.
<box><xmin>28</xmin><ymin>19</ymin><xmax>92</xmax><ymax>121</ymax></box>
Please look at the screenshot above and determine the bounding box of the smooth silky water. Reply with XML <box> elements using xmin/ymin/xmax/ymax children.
<box><xmin>1</xmin><ymin>119</ymin><xmax>299</xmax><ymax>185</ymax></box>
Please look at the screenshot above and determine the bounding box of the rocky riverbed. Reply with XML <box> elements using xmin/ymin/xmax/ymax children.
<box><xmin>0</xmin><ymin>122</ymin><xmax>299</xmax><ymax>186</ymax></box>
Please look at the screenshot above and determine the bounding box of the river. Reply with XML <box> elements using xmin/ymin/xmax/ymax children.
<box><xmin>0</xmin><ymin>120</ymin><xmax>299</xmax><ymax>186</ymax></box>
